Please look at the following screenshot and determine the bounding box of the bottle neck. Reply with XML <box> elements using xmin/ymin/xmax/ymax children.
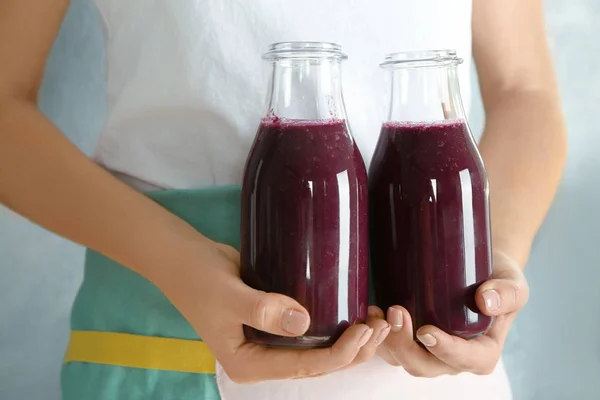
<box><xmin>265</xmin><ymin>59</ymin><xmax>347</xmax><ymax>121</ymax></box>
<box><xmin>385</xmin><ymin>65</ymin><xmax>466</xmax><ymax>123</ymax></box>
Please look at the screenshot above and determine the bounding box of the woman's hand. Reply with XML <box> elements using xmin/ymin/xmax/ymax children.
<box><xmin>156</xmin><ymin>241</ymin><xmax>390</xmax><ymax>384</ymax></box>
<box><xmin>375</xmin><ymin>249</ymin><xmax>529</xmax><ymax>377</ymax></box>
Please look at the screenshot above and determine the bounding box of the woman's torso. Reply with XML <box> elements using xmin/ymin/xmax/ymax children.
<box><xmin>89</xmin><ymin>1</ymin><xmax>511</xmax><ymax>399</ymax></box>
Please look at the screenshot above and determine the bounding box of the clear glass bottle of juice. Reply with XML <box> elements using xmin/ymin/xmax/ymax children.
<box><xmin>241</xmin><ymin>42</ymin><xmax>369</xmax><ymax>348</ymax></box>
<box><xmin>369</xmin><ymin>50</ymin><xmax>493</xmax><ymax>339</ymax></box>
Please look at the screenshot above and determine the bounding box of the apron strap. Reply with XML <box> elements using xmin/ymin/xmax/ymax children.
<box><xmin>64</xmin><ymin>331</ymin><xmax>216</xmax><ymax>374</ymax></box>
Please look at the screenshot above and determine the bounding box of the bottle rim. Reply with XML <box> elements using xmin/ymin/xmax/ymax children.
<box><xmin>380</xmin><ymin>49</ymin><xmax>463</xmax><ymax>68</ymax></box>
<box><xmin>263</xmin><ymin>42</ymin><xmax>348</xmax><ymax>61</ymax></box>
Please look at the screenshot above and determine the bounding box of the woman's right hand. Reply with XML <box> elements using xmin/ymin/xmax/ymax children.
<box><xmin>154</xmin><ymin>241</ymin><xmax>390</xmax><ymax>383</ymax></box>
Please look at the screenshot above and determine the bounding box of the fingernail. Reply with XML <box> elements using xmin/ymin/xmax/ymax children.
<box><xmin>417</xmin><ymin>333</ymin><xmax>437</xmax><ymax>347</ymax></box>
<box><xmin>388</xmin><ymin>307</ymin><xmax>403</xmax><ymax>332</ymax></box>
<box><xmin>482</xmin><ymin>290</ymin><xmax>501</xmax><ymax>312</ymax></box>
<box><xmin>282</xmin><ymin>309</ymin><xmax>309</xmax><ymax>335</ymax></box>
<box><xmin>375</xmin><ymin>324</ymin><xmax>391</xmax><ymax>345</ymax></box>
<box><xmin>358</xmin><ymin>328</ymin><xmax>374</xmax><ymax>347</ymax></box>
<box><xmin>368</xmin><ymin>307</ymin><xmax>379</xmax><ymax>318</ymax></box>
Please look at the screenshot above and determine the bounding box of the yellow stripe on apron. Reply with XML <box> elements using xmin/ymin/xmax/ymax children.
<box><xmin>64</xmin><ymin>331</ymin><xmax>216</xmax><ymax>374</ymax></box>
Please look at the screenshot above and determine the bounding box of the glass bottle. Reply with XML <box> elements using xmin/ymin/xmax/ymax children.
<box><xmin>369</xmin><ymin>50</ymin><xmax>493</xmax><ymax>339</ymax></box>
<box><xmin>241</xmin><ymin>42</ymin><xmax>369</xmax><ymax>348</ymax></box>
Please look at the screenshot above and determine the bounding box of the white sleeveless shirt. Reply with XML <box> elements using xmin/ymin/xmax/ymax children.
<box><xmin>92</xmin><ymin>0</ymin><xmax>476</xmax><ymax>189</ymax></box>
<box><xmin>91</xmin><ymin>0</ymin><xmax>511</xmax><ymax>398</ymax></box>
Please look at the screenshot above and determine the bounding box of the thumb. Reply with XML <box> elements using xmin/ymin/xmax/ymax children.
<box><xmin>476</xmin><ymin>277</ymin><xmax>529</xmax><ymax>316</ymax></box>
<box><xmin>237</xmin><ymin>288</ymin><xmax>311</xmax><ymax>337</ymax></box>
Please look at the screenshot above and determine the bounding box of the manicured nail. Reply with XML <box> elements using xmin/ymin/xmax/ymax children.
<box><xmin>282</xmin><ymin>309</ymin><xmax>309</xmax><ymax>335</ymax></box>
<box><xmin>417</xmin><ymin>333</ymin><xmax>437</xmax><ymax>347</ymax></box>
<box><xmin>482</xmin><ymin>290</ymin><xmax>501</xmax><ymax>312</ymax></box>
<box><xmin>375</xmin><ymin>324</ymin><xmax>391</xmax><ymax>345</ymax></box>
<box><xmin>358</xmin><ymin>328</ymin><xmax>374</xmax><ymax>347</ymax></box>
<box><xmin>388</xmin><ymin>307</ymin><xmax>403</xmax><ymax>332</ymax></box>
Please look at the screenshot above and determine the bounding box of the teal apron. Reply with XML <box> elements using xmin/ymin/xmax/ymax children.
<box><xmin>61</xmin><ymin>186</ymin><xmax>241</xmax><ymax>400</ymax></box>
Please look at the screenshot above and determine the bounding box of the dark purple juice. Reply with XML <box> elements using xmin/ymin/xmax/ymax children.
<box><xmin>241</xmin><ymin>118</ymin><xmax>369</xmax><ymax>348</ymax></box>
<box><xmin>369</xmin><ymin>120</ymin><xmax>492</xmax><ymax>339</ymax></box>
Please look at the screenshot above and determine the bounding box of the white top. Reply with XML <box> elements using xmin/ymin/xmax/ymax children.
<box><xmin>91</xmin><ymin>0</ymin><xmax>511</xmax><ymax>398</ymax></box>
<box><xmin>92</xmin><ymin>0</ymin><xmax>473</xmax><ymax>190</ymax></box>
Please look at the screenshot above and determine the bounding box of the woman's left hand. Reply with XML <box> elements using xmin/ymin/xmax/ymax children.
<box><xmin>375</xmin><ymin>250</ymin><xmax>529</xmax><ymax>377</ymax></box>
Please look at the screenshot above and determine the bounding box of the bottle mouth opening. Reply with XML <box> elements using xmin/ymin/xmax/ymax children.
<box><xmin>380</xmin><ymin>50</ymin><xmax>463</xmax><ymax>68</ymax></box>
<box><xmin>263</xmin><ymin>42</ymin><xmax>348</xmax><ymax>61</ymax></box>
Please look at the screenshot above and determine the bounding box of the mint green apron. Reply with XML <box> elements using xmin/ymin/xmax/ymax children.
<box><xmin>61</xmin><ymin>186</ymin><xmax>241</xmax><ymax>400</ymax></box>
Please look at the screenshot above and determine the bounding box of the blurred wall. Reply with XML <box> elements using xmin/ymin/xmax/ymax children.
<box><xmin>1</xmin><ymin>0</ymin><xmax>598</xmax><ymax>399</ymax></box>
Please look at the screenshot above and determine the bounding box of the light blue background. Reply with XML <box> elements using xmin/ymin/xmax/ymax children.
<box><xmin>0</xmin><ymin>1</ymin><xmax>597</xmax><ymax>399</ymax></box>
